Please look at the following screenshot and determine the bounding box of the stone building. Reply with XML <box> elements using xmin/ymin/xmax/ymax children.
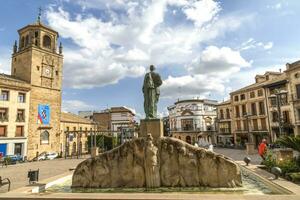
<box><xmin>0</xmin><ymin>74</ymin><xmax>30</xmax><ymax>156</ymax></box>
<box><xmin>110</xmin><ymin>107</ymin><xmax>136</xmax><ymax>133</ymax></box>
<box><xmin>92</xmin><ymin>109</ymin><xmax>111</xmax><ymax>131</ymax></box>
<box><xmin>9</xmin><ymin>19</ymin><xmax>63</xmax><ymax>159</ymax></box>
<box><xmin>168</xmin><ymin>99</ymin><xmax>217</xmax><ymax>145</ymax></box>
<box><xmin>216</xmin><ymin>100</ymin><xmax>234</xmax><ymax>146</ymax></box>
<box><xmin>217</xmin><ymin>60</ymin><xmax>300</xmax><ymax>147</ymax></box>
<box><xmin>60</xmin><ymin>112</ymin><xmax>95</xmax><ymax>157</ymax></box>
<box><xmin>92</xmin><ymin>107</ymin><xmax>136</xmax><ymax>133</ymax></box>
<box><xmin>230</xmin><ymin>74</ymin><xmax>270</xmax><ymax>147</ymax></box>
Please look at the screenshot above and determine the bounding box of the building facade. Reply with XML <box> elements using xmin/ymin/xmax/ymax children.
<box><xmin>216</xmin><ymin>100</ymin><xmax>234</xmax><ymax>146</ymax></box>
<box><xmin>0</xmin><ymin>75</ymin><xmax>30</xmax><ymax>156</ymax></box>
<box><xmin>230</xmin><ymin>74</ymin><xmax>271</xmax><ymax>147</ymax></box>
<box><xmin>11</xmin><ymin>20</ymin><xmax>64</xmax><ymax>159</ymax></box>
<box><xmin>217</xmin><ymin>60</ymin><xmax>300</xmax><ymax>147</ymax></box>
<box><xmin>60</xmin><ymin>112</ymin><xmax>95</xmax><ymax>157</ymax></box>
<box><xmin>168</xmin><ymin>99</ymin><xmax>217</xmax><ymax>145</ymax></box>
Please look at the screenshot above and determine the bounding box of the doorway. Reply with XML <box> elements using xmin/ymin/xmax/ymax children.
<box><xmin>14</xmin><ymin>143</ymin><xmax>23</xmax><ymax>155</ymax></box>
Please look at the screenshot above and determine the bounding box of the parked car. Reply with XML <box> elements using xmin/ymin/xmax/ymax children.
<box><xmin>3</xmin><ymin>154</ymin><xmax>24</xmax><ymax>164</ymax></box>
<box><xmin>46</xmin><ymin>152</ymin><xmax>59</xmax><ymax>160</ymax></box>
<box><xmin>37</xmin><ymin>152</ymin><xmax>58</xmax><ymax>161</ymax></box>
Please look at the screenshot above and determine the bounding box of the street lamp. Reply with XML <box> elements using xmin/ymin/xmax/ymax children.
<box><xmin>269</xmin><ymin>89</ymin><xmax>288</xmax><ymax>138</ymax></box>
<box><xmin>243</xmin><ymin>113</ymin><xmax>253</xmax><ymax>143</ymax></box>
<box><xmin>243</xmin><ymin>113</ymin><xmax>255</xmax><ymax>155</ymax></box>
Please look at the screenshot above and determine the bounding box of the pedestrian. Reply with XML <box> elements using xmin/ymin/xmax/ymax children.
<box><xmin>208</xmin><ymin>143</ymin><xmax>214</xmax><ymax>152</ymax></box>
<box><xmin>258</xmin><ymin>139</ymin><xmax>267</xmax><ymax>160</ymax></box>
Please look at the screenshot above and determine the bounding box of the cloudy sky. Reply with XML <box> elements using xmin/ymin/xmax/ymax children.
<box><xmin>1</xmin><ymin>0</ymin><xmax>300</xmax><ymax>119</ymax></box>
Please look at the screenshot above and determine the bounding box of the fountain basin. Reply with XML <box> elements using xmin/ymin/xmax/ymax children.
<box><xmin>44</xmin><ymin>167</ymin><xmax>292</xmax><ymax>195</ymax></box>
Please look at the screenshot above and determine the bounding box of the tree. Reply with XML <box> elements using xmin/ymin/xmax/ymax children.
<box><xmin>276</xmin><ymin>135</ymin><xmax>300</xmax><ymax>152</ymax></box>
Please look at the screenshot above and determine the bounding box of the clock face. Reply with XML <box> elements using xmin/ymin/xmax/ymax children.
<box><xmin>43</xmin><ymin>66</ymin><xmax>52</xmax><ymax>77</ymax></box>
<box><xmin>45</xmin><ymin>68</ymin><xmax>50</xmax><ymax>75</ymax></box>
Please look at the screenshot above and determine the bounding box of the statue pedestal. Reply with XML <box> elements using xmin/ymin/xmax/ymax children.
<box><xmin>140</xmin><ymin>119</ymin><xmax>163</xmax><ymax>140</ymax></box>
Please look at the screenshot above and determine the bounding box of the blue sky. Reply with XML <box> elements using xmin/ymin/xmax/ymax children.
<box><xmin>1</xmin><ymin>0</ymin><xmax>300</xmax><ymax>119</ymax></box>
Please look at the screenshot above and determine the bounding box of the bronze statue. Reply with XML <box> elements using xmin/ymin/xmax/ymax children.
<box><xmin>142</xmin><ymin>65</ymin><xmax>162</xmax><ymax>119</ymax></box>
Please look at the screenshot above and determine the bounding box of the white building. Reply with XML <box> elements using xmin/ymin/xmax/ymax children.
<box><xmin>168</xmin><ymin>99</ymin><xmax>217</xmax><ymax>145</ymax></box>
<box><xmin>0</xmin><ymin>74</ymin><xmax>30</xmax><ymax>157</ymax></box>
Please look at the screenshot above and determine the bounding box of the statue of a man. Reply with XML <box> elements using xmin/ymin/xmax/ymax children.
<box><xmin>142</xmin><ymin>65</ymin><xmax>162</xmax><ymax>119</ymax></box>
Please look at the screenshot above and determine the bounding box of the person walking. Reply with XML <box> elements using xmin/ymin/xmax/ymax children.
<box><xmin>258</xmin><ymin>139</ymin><xmax>267</xmax><ymax>160</ymax></box>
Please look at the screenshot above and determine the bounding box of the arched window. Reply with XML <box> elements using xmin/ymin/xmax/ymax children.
<box><xmin>21</xmin><ymin>37</ymin><xmax>25</xmax><ymax>48</ymax></box>
<box><xmin>72</xmin><ymin>142</ymin><xmax>77</xmax><ymax>155</ymax></box>
<box><xmin>40</xmin><ymin>130</ymin><xmax>49</xmax><ymax>144</ymax></box>
<box><xmin>25</xmin><ymin>35</ymin><xmax>29</xmax><ymax>47</ymax></box>
<box><xmin>43</xmin><ymin>35</ymin><xmax>51</xmax><ymax>49</ymax></box>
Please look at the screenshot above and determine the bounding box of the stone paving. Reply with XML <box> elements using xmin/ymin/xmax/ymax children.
<box><xmin>0</xmin><ymin>148</ymin><xmax>261</xmax><ymax>192</ymax></box>
<box><xmin>0</xmin><ymin>157</ymin><xmax>86</xmax><ymax>192</ymax></box>
<box><xmin>214</xmin><ymin>147</ymin><xmax>262</xmax><ymax>164</ymax></box>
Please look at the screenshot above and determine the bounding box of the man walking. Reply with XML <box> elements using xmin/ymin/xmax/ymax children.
<box><xmin>258</xmin><ymin>139</ymin><xmax>267</xmax><ymax>160</ymax></box>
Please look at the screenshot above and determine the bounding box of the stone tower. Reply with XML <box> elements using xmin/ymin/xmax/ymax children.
<box><xmin>11</xmin><ymin>18</ymin><xmax>63</xmax><ymax>159</ymax></box>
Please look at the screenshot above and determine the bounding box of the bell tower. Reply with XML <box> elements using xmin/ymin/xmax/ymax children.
<box><xmin>11</xmin><ymin>13</ymin><xmax>64</xmax><ymax>159</ymax></box>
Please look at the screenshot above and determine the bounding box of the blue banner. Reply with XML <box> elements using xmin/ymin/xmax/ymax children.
<box><xmin>38</xmin><ymin>104</ymin><xmax>50</xmax><ymax>125</ymax></box>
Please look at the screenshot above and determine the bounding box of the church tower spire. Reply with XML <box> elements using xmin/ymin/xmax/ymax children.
<box><xmin>37</xmin><ymin>7</ymin><xmax>42</xmax><ymax>24</ymax></box>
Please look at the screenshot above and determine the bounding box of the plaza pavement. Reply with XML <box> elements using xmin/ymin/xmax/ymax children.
<box><xmin>0</xmin><ymin>157</ymin><xmax>86</xmax><ymax>192</ymax></box>
<box><xmin>214</xmin><ymin>147</ymin><xmax>262</xmax><ymax>164</ymax></box>
<box><xmin>0</xmin><ymin>148</ymin><xmax>260</xmax><ymax>192</ymax></box>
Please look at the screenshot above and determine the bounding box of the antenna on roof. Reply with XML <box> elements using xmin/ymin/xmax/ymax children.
<box><xmin>37</xmin><ymin>7</ymin><xmax>42</xmax><ymax>23</ymax></box>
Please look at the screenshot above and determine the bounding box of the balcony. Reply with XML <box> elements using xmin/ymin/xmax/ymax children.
<box><xmin>0</xmin><ymin>116</ymin><xmax>8</xmax><ymax>122</ymax></box>
<box><xmin>16</xmin><ymin>116</ymin><xmax>25</xmax><ymax>122</ymax></box>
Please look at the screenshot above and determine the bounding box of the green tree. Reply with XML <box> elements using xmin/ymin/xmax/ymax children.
<box><xmin>276</xmin><ymin>135</ymin><xmax>300</xmax><ymax>152</ymax></box>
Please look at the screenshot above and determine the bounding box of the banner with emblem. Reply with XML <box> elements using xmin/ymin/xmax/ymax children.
<box><xmin>37</xmin><ymin>104</ymin><xmax>50</xmax><ymax>125</ymax></box>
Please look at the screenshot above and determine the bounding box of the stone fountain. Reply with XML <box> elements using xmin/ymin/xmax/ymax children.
<box><xmin>72</xmin><ymin>65</ymin><xmax>242</xmax><ymax>188</ymax></box>
<box><xmin>72</xmin><ymin>134</ymin><xmax>242</xmax><ymax>188</ymax></box>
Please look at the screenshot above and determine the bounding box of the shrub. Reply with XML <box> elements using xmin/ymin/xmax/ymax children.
<box><xmin>262</xmin><ymin>150</ymin><xmax>300</xmax><ymax>176</ymax></box>
<box><xmin>262</xmin><ymin>150</ymin><xmax>276</xmax><ymax>170</ymax></box>
<box><xmin>278</xmin><ymin>159</ymin><xmax>300</xmax><ymax>175</ymax></box>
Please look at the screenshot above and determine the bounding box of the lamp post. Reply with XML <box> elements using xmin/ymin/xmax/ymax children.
<box><xmin>243</xmin><ymin>113</ymin><xmax>253</xmax><ymax>143</ymax></box>
<box><xmin>269</xmin><ymin>89</ymin><xmax>288</xmax><ymax>139</ymax></box>
<box><xmin>244</xmin><ymin>113</ymin><xmax>255</xmax><ymax>155</ymax></box>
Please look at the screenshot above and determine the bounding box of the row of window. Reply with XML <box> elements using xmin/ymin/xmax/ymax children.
<box><xmin>271</xmin><ymin>111</ymin><xmax>290</xmax><ymax>123</ymax></box>
<box><xmin>234</xmin><ymin>89</ymin><xmax>263</xmax><ymax>102</ymax></box>
<box><xmin>219</xmin><ymin>108</ymin><xmax>231</xmax><ymax>119</ymax></box>
<box><xmin>236</xmin><ymin>118</ymin><xmax>267</xmax><ymax>131</ymax></box>
<box><xmin>0</xmin><ymin>91</ymin><xmax>26</xmax><ymax>102</ymax></box>
<box><xmin>0</xmin><ymin>108</ymin><xmax>25</xmax><ymax>122</ymax></box>
<box><xmin>20</xmin><ymin>33</ymin><xmax>52</xmax><ymax>49</ymax></box>
<box><xmin>234</xmin><ymin>102</ymin><xmax>265</xmax><ymax>118</ymax></box>
<box><xmin>0</xmin><ymin>125</ymin><xmax>24</xmax><ymax>137</ymax></box>
<box><xmin>65</xmin><ymin>126</ymin><xmax>93</xmax><ymax>131</ymax></box>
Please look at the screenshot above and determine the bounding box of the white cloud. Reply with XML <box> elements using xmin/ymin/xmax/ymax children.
<box><xmin>183</xmin><ymin>0</ymin><xmax>221</xmax><ymax>27</ymax></box>
<box><xmin>240</xmin><ymin>38</ymin><xmax>273</xmax><ymax>51</ymax></box>
<box><xmin>45</xmin><ymin>0</ymin><xmax>247</xmax><ymax>89</ymax></box>
<box><xmin>62</xmin><ymin>100</ymin><xmax>96</xmax><ymax>113</ymax></box>
<box><xmin>161</xmin><ymin>45</ymin><xmax>252</xmax><ymax>99</ymax></box>
<box><xmin>62</xmin><ymin>99</ymin><xmax>95</xmax><ymax>113</ymax></box>
<box><xmin>188</xmin><ymin>46</ymin><xmax>251</xmax><ymax>75</ymax></box>
<box><xmin>275</xmin><ymin>3</ymin><xmax>282</xmax><ymax>10</ymax></box>
<box><xmin>161</xmin><ymin>74</ymin><xmax>225</xmax><ymax>98</ymax></box>
<box><xmin>263</xmin><ymin>42</ymin><xmax>273</xmax><ymax>50</ymax></box>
